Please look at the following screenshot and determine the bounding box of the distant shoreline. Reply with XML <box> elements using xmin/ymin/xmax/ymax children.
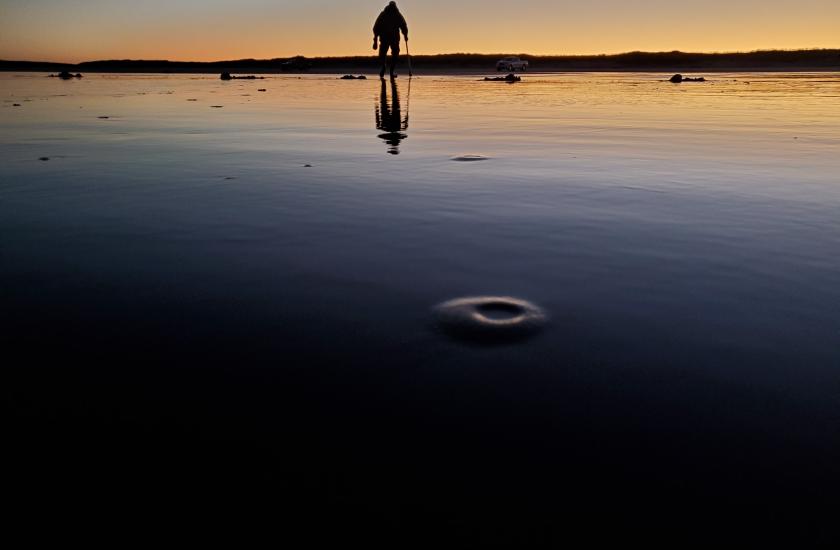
<box><xmin>2</xmin><ymin>49</ymin><xmax>839</xmax><ymax>74</ymax></box>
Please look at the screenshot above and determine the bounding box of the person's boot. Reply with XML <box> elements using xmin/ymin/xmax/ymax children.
<box><xmin>379</xmin><ymin>66</ymin><xmax>386</xmax><ymax>79</ymax></box>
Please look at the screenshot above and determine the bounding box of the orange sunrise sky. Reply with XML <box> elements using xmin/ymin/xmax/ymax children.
<box><xmin>1</xmin><ymin>0</ymin><xmax>839</xmax><ymax>63</ymax></box>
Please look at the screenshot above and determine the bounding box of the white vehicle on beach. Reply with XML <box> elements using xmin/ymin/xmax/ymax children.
<box><xmin>496</xmin><ymin>56</ymin><xmax>529</xmax><ymax>72</ymax></box>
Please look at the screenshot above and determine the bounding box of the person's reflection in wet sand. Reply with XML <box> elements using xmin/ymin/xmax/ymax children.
<box><xmin>375</xmin><ymin>78</ymin><xmax>408</xmax><ymax>155</ymax></box>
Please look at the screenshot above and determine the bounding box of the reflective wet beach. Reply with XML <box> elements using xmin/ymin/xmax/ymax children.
<box><xmin>2</xmin><ymin>72</ymin><xmax>840</xmax><ymax>542</ymax></box>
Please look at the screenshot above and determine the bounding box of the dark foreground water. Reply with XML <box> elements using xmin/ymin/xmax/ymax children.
<box><xmin>2</xmin><ymin>72</ymin><xmax>840</xmax><ymax>543</ymax></box>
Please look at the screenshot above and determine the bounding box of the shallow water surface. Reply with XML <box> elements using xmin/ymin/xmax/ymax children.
<box><xmin>2</xmin><ymin>72</ymin><xmax>840</xmax><ymax>541</ymax></box>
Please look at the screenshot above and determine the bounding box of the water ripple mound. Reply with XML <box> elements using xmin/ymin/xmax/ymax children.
<box><xmin>433</xmin><ymin>296</ymin><xmax>547</xmax><ymax>344</ymax></box>
<box><xmin>451</xmin><ymin>155</ymin><xmax>489</xmax><ymax>162</ymax></box>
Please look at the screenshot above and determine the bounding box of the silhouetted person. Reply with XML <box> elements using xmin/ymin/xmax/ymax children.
<box><xmin>373</xmin><ymin>1</ymin><xmax>409</xmax><ymax>79</ymax></box>
<box><xmin>375</xmin><ymin>78</ymin><xmax>408</xmax><ymax>155</ymax></box>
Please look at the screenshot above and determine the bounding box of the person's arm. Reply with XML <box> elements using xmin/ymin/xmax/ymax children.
<box><xmin>373</xmin><ymin>13</ymin><xmax>384</xmax><ymax>39</ymax></box>
<box><xmin>400</xmin><ymin>14</ymin><xmax>408</xmax><ymax>41</ymax></box>
<box><xmin>373</xmin><ymin>13</ymin><xmax>383</xmax><ymax>49</ymax></box>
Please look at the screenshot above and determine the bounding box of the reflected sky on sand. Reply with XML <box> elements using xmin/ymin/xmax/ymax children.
<box><xmin>2</xmin><ymin>71</ymin><xmax>840</xmax><ymax>542</ymax></box>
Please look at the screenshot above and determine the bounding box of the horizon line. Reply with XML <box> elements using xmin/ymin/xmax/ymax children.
<box><xmin>3</xmin><ymin>47</ymin><xmax>840</xmax><ymax>65</ymax></box>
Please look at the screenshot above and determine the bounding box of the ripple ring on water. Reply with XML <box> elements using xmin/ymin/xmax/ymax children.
<box><xmin>433</xmin><ymin>296</ymin><xmax>547</xmax><ymax>342</ymax></box>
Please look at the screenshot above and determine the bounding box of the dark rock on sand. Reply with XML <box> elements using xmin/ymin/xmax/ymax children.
<box><xmin>670</xmin><ymin>73</ymin><xmax>706</xmax><ymax>83</ymax></box>
<box><xmin>39</xmin><ymin>157</ymin><xmax>50</xmax><ymax>161</ymax></box>
<box><xmin>221</xmin><ymin>73</ymin><xmax>264</xmax><ymax>80</ymax></box>
<box><xmin>12</xmin><ymin>103</ymin><xmax>21</xmax><ymax>107</ymax></box>
<box><xmin>51</xmin><ymin>71</ymin><xmax>83</xmax><ymax>80</ymax></box>
<box><xmin>484</xmin><ymin>73</ymin><xmax>521</xmax><ymax>82</ymax></box>
<box><xmin>341</xmin><ymin>75</ymin><xmax>367</xmax><ymax>80</ymax></box>
<box><xmin>258</xmin><ymin>89</ymin><xmax>267</xmax><ymax>92</ymax></box>
<box><xmin>451</xmin><ymin>155</ymin><xmax>489</xmax><ymax>162</ymax></box>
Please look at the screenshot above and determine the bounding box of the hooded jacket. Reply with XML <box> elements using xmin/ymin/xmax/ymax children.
<box><xmin>373</xmin><ymin>4</ymin><xmax>408</xmax><ymax>44</ymax></box>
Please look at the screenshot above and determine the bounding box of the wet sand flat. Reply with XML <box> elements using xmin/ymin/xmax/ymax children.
<box><xmin>2</xmin><ymin>72</ymin><xmax>840</xmax><ymax>543</ymax></box>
